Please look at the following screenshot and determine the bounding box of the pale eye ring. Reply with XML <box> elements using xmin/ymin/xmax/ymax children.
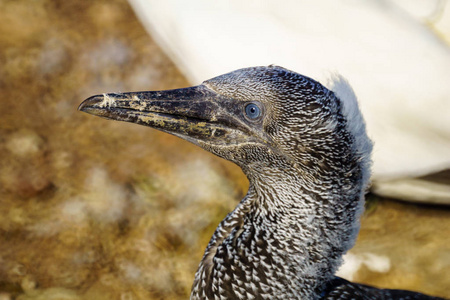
<box><xmin>245</xmin><ymin>103</ymin><xmax>262</xmax><ymax>119</ymax></box>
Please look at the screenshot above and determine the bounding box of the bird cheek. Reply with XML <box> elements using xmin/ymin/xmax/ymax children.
<box><xmin>198</xmin><ymin>142</ymin><xmax>243</xmax><ymax>164</ymax></box>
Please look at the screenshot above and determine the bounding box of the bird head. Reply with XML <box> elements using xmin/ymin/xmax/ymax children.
<box><xmin>79</xmin><ymin>66</ymin><xmax>371</xmax><ymax>181</ymax></box>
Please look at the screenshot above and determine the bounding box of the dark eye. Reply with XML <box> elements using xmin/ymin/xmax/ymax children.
<box><xmin>245</xmin><ymin>103</ymin><xmax>261</xmax><ymax>119</ymax></box>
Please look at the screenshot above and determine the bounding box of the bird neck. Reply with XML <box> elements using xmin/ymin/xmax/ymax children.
<box><xmin>191</xmin><ymin>164</ymin><xmax>364</xmax><ymax>300</ymax></box>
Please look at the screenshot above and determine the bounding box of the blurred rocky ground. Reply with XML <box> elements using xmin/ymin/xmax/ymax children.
<box><xmin>0</xmin><ymin>1</ymin><xmax>448</xmax><ymax>299</ymax></box>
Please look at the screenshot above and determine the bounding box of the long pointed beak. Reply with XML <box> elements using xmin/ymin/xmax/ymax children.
<box><xmin>78</xmin><ymin>85</ymin><xmax>249</xmax><ymax>145</ymax></box>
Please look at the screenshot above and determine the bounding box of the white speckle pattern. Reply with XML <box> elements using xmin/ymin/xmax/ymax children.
<box><xmin>191</xmin><ymin>66</ymin><xmax>378</xmax><ymax>299</ymax></box>
<box><xmin>189</xmin><ymin>66</ymin><xmax>441</xmax><ymax>299</ymax></box>
<box><xmin>86</xmin><ymin>65</ymin><xmax>442</xmax><ymax>299</ymax></box>
<box><xmin>99</xmin><ymin>93</ymin><xmax>117</xmax><ymax>108</ymax></box>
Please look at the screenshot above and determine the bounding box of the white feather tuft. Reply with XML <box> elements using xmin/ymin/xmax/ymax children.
<box><xmin>326</xmin><ymin>73</ymin><xmax>373</xmax><ymax>187</ymax></box>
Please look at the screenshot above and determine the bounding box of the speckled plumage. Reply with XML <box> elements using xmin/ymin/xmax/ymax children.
<box><xmin>190</xmin><ymin>66</ymin><xmax>372</xmax><ymax>300</ymax></box>
<box><xmin>79</xmin><ymin>66</ymin><xmax>444</xmax><ymax>300</ymax></box>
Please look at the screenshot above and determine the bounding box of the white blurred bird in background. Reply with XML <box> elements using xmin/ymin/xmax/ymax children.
<box><xmin>127</xmin><ymin>0</ymin><xmax>450</xmax><ymax>204</ymax></box>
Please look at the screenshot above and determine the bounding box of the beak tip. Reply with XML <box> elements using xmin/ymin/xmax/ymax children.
<box><xmin>78</xmin><ymin>101</ymin><xmax>87</xmax><ymax>112</ymax></box>
<box><xmin>78</xmin><ymin>95</ymin><xmax>104</xmax><ymax>113</ymax></box>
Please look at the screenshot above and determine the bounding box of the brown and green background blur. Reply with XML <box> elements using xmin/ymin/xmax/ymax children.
<box><xmin>0</xmin><ymin>1</ymin><xmax>449</xmax><ymax>299</ymax></box>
